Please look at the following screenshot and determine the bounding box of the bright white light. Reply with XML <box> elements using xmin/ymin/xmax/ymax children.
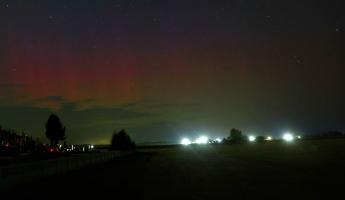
<box><xmin>195</xmin><ymin>136</ymin><xmax>208</xmax><ymax>144</ymax></box>
<box><xmin>215</xmin><ymin>138</ymin><xmax>222</xmax><ymax>143</ymax></box>
<box><xmin>266</xmin><ymin>136</ymin><xmax>272</xmax><ymax>141</ymax></box>
<box><xmin>297</xmin><ymin>136</ymin><xmax>302</xmax><ymax>139</ymax></box>
<box><xmin>248</xmin><ymin>135</ymin><xmax>256</xmax><ymax>142</ymax></box>
<box><xmin>283</xmin><ymin>133</ymin><xmax>294</xmax><ymax>142</ymax></box>
<box><xmin>91</xmin><ymin>145</ymin><xmax>94</xmax><ymax>149</ymax></box>
<box><xmin>181</xmin><ymin>138</ymin><xmax>192</xmax><ymax>145</ymax></box>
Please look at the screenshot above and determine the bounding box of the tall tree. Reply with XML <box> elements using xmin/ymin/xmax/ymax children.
<box><xmin>228</xmin><ymin>128</ymin><xmax>244</xmax><ymax>143</ymax></box>
<box><xmin>45</xmin><ymin>114</ymin><xmax>66</xmax><ymax>146</ymax></box>
<box><xmin>110</xmin><ymin>129</ymin><xmax>135</xmax><ymax>151</ymax></box>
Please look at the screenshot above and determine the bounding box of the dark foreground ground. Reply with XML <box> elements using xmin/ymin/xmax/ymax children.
<box><xmin>4</xmin><ymin>139</ymin><xmax>345</xmax><ymax>199</ymax></box>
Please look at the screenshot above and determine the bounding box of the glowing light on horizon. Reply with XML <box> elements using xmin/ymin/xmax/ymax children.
<box><xmin>248</xmin><ymin>135</ymin><xmax>256</xmax><ymax>142</ymax></box>
<box><xmin>283</xmin><ymin>133</ymin><xmax>294</xmax><ymax>142</ymax></box>
<box><xmin>195</xmin><ymin>136</ymin><xmax>208</xmax><ymax>144</ymax></box>
<box><xmin>181</xmin><ymin>138</ymin><xmax>192</xmax><ymax>145</ymax></box>
<box><xmin>266</xmin><ymin>136</ymin><xmax>272</xmax><ymax>141</ymax></box>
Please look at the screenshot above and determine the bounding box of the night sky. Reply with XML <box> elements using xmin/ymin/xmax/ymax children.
<box><xmin>1</xmin><ymin>0</ymin><xmax>344</xmax><ymax>144</ymax></box>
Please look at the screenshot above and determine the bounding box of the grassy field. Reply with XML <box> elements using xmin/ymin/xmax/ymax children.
<box><xmin>4</xmin><ymin>139</ymin><xmax>345</xmax><ymax>199</ymax></box>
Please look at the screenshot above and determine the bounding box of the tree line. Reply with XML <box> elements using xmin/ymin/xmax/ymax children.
<box><xmin>0</xmin><ymin>126</ymin><xmax>40</xmax><ymax>154</ymax></box>
<box><xmin>1</xmin><ymin>114</ymin><xmax>136</xmax><ymax>155</ymax></box>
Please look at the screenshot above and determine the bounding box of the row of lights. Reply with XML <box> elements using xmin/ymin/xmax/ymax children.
<box><xmin>248</xmin><ymin>133</ymin><xmax>302</xmax><ymax>142</ymax></box>
<box><xmin>181</xmin><ymin>133</ymin><xmax>302</xmax><ymax>145</ymax></box>
<box><xmin>181</xmin><ymin>136</ymin><xmax>211</xmax><ymax>145</ymax></box>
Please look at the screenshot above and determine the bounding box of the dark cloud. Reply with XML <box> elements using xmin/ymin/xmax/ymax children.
<box><xmin>121</xmin><ymin>99</ymin><xmax>154</xmax><ymax>108</ymax></box>
<box><xmin>129</xmin><ymin>121</ymin><xmax>180</xmax><ymax>143</ymax></box>
<box><xmin>0</xmin><ymin>84</ymin><xmax>30</xmax><ymax>105</ymax></box>
<box><xmin>122</xmin><ymin>99</ymin><xmax>199</xmax><ymax>111</ymax></box>
<box><xmin>0</xmin><ymin>83</ymin><xmax>28</xmax><ymax>94</ymax></box>
<box><xmin>28</xmin><ymin>96</ymin><xmax>99</xmax><ymax>111</ymax></box>
<box><xmin>33</xmin><ymin>96</ymin><xmax>66</xmax><ymax>103</ymax></box>
<box><xmin>60</xmin><ymin>105</ymin><xmax>153</xmax><ymax>125</ymax></box>
<box><xmin>0</xmin><ymin>83</ymin><xmax>27</xmax><ymax>88</ymax></box>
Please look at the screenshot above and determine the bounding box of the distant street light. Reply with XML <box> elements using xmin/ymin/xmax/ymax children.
<box><xmin>248</xmin><ymin>135</ymin><xmax>256</xmax><ymax>142</ymax></box>
<box><xmin>215</xmin><ymin>138</ymin><xmax>222</xmax><ymax>143</ymax></box>
<box><xmin>283</xmin><ymin>133</ymin><xmax>294</xmax><ymax>142</ymax></box>
<box><xmin>195</xmin><ymin>136</ymin><xmax>208</xmax><ymax>144</ymax></box>
<box><xmin>181</xmin><ymin>138</ymin><xmax>192</xmax><ymax>145</ymax></box>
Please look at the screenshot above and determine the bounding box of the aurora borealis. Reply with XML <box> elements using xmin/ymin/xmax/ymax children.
<box><xmin>1</xmin><ymin>0</ymin><xmax>344</xmax><ymax>144</ymax></box>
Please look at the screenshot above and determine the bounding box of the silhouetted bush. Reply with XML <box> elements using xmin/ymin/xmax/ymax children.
<box><xmin>45</xmin><ymin>114</ymin><xmax>66</xmax><ymax>146</ymax></box>
<box><xmin>110</xmin><ymin>129</ymin><xmax>135</xmax><ymax>151</ymax></box>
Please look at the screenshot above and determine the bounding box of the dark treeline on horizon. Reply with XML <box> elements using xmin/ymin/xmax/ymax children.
<box><xmin>0</xmin><ymin>125</ymin><xmax>39</xmax><ymax>155</ymax></box>
<box><xmin>2</xmin><ymin>113</ymin><xmax>345</xmax><ymax>156</ymax></box>
<box><xmin>0</xmin><ymin>114</ymin><xmax>137</xmax><ymax>155</ymax></box>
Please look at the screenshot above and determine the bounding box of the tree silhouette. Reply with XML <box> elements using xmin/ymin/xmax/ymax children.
<box><xmin>110</xmin><ymin>129</ymin><xmax>135</xmax><ymax>151</ymax></box>
<box><xmin>1</xmin><ymin>125</ymin><xmax>39</xmax><ymax>154</ymax></box>
<box><xmin>228</xmin><ymin>128</ymin><xmax>245</xmax><ymax>143</ymax></box>
<box><xmin>45</xmin><ymin>114</ymin><xmax>66</xmax><ymax>146</ymax></box>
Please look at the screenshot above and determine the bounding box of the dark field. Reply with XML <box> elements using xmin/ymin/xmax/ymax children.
<box><xmin>5</xmin><ymin>139</ymin><xmax>345</xmax><ymax>199</ymax></box>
